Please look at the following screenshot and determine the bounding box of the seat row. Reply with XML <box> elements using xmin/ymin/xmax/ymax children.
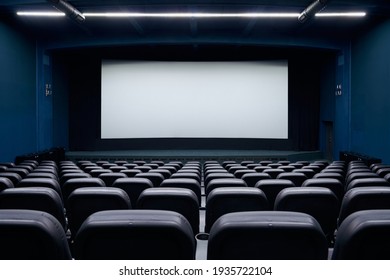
<box><xmin>1</xmin><ymin>208</ymin><xmax>390</xmax><ymax>260</ymax></box>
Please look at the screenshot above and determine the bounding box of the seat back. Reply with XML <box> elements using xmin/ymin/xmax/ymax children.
<box><xmin>98</xmin><ymin>172</ymin><xmax>127</xmax><ymax>187</ymax></box>
<box><xmin>135</xmin><ymin>172</ymin><xmax>165</xmax><ymax>187</ymax></box>
<box><xmin>74</xmin><ymin>210</ymin><xmax>195</xmax><ymax>260</ymax></box>
<box><xmin>255</xmin><ymin>179</ymin><xmax>295</xmax><ymax>209</ymax></box>
<box><xmin>332</xmin><ymin>210</ymin><xmax>390</xmax><ymax>259</ymax></box>
<box><xmin>67</xmin><ymin>187</ymin><xmax>131</xmax><ymax>239</ymax></box>
<box><xmin>0</xmin><ymin>209</ymin><xmax>72</xmax><ymax>259</ymax></box>
<box><xmin>137</xmin><ymin>187</ymin><xmax>199</xmax><ymax>234</ymax></box>
<box><xmin>159</xmin><ymin>178</ymin><xmax>201</xmax><ymax>204</ymax></box>
<box><xmin>0</xmin><ymin>187</ymin><xmax>66</xmax><ymax>230</ymax></box>
<box><xmin>241</xmin><ymin>173</ymin><xmax>272</xmax><ymax>188</ymax></box>
<box><xmin>206</xmin><ymin>178</ymin><xmax>247</xmax><ymax>197</ymax></box>
<box><xmin>207</xmin><ymin>211</ymin><xmax>328</xmax><ymax>260</ymax></box>
<box><xmin>112</xmin><ymin>178</ymin><xmax>153</xmax><ymax>206</ymax></box>
<box><xmin>0</xmin><ymin>177</ymin><xmax>14</xmax><ymax>192</ymax></box>
<box><xmin>274</xmin><ymin>187</ymin><xmax>339</xmax><ymax>243</ymax></box>
<box><xmin>62</xmin><ymin>178</ymin><xmax>106</xmax><ymax>203</ymax></box>
<box><xmin>17</xmin><ymin>178</ymin><xmax>63</xmax><ymax>200</ymax></box>
<box><xmin>338</xmin><ymin>187</ymin><xmax>390</xmax><ymax>227</ymax></box>
<box><xmin>205</xmin><ymin>187</ymin><xmax>268</xmax><ymax>232</ymax></box>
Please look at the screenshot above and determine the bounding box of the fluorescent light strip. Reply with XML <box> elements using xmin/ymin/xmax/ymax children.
<box><xmin>82</xmin><ymin>12</ymin><xmax>301</xmax><ymax>18</ymax></box>
<box><xmin>17</xmin><ymin>11</ymin><xmax>65</xmax><ymax>17</ymax></box>
<box><xmin>316</xmin><ymin>12</ymin><xmax>367</xmax><ymax>17</ymax></box>
<box><xmin>16</xmin><ymin>11</ymin><xmax>367</xmax><ymax>19</ymax></box>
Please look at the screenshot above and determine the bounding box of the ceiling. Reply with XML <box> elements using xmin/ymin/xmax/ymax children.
<box><xmin>1</xmin><ymin>1</ymin><xmax>390</xmax><ymax>44</ymax></box>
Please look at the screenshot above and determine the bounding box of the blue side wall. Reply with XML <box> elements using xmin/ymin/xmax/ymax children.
<box><xmin>0</xmin><ymin>21</ymin><xmax>36</xmax><ymax>162</ymax></box>
<box><xmin>351</xmin><ymin>19</ymin><xmax>390</xmax><ymax>163</ymax></box>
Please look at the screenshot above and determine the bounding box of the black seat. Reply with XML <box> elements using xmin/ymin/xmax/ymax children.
<box><xmin>112</xmin><ymin>178</ymin><xmax>154</xmax><ymax>207</ymax></box>
<box><xmin>332</xmin><ymin>210</ymin><xmax>390</xmax><ymax>260</ymax></box>
<box><xmin>159</xmin><ymin>178</ymin><xmax>201</xmax><ymax>204</ymax></box>
<box><xmin>137</xmin><ymin>187</ymin><xmax>199</xmax><ymax>234</ymax></box>
<box><xmin>0</xmin><ymin>177</ymin><xmax>14</xmax><ymax>191</ymax></box>
<box><xmin>135</xmin><ymin>172</ymin><xmax>165</xmax><ymax>187</ymax></box>
<box><xmin>206</xmin><ymin>178</ymin><xmax>247</xmax><ymax>197</ymax></box>
<box><xmin>0</xmin><ymin>209</ymin><xmax>72</xmax><ymax>259</ymax></box>
<box><xmin>0</xmin><ymin>187</ymin><xmax>66</xmax><ymax>230</ymax></box>
<box><xmin>276</xmin><ymin>172</ymin><xmax>308</xmax><ymax>187</ymax></box>
<box><xmin>204</xmin><ymin>172</ymin><xmax>234</xmax><ymax>188</ymax></box>
<box><xmin>67</xmin><ymin>187</ymin><xmax>132</xmax><ymax>239</ymax></box>
<box><xmin>0</xmin><ymin>172</ymin><xmax>22</xmax><ymax>186</ymax></box>
<box><xmin>255</xmin><ymin>179</ymin><xmax>295</xmax><ymax>209</ymax></box>
<box><xmin>17</xmin><ymin>178</ymin><xmax>63</xmax><ymax>200</ymax></box>
<box><xmin>207</xmin><ymin>211</ymin><xmax>328</xmax><ymax>260</ymax></box>
<box><xmin>60</xmin><ymin>172</ymin><xmax>91</xmax><ymax>187</ymax></box>
<box><xmin>62</xmin><ymin>178</ymin><xmax>105</xmax><ymax>203</ymax></box>
<box><xmin>346</xmin><ymin>177</ymin><xmax>390</xmax><ymax>191</ymax></box>
<box><xmin>74</xmin><ymin>210</ymin><xmax>195</xmax><ymax>260</ymax></box>
<box><xmin>263</xmin><ymin>168</ymin><xmax>285</xmax><ymax>179</ymax></box>
<box><xmin>301</xmin><ymin>178</ymin><xmax>345</xmax><ymax>202</ymax></box>
<box><xmin>98</xmin><ymin>172</ymin><xmax>127</xmax><ymax>187</ymax></box>
<box><xmin>337</xmin><ymin>187</ymin><xmax>390</xmax><ymax>227</ymax></box>
<box><xmin>205</xmin><ymin>187</ymin><xmax>268</xmax><ymax>232</ymax></box>
<box><xmin>170</xmin><ymin>172</ymin><xmax>201</xmax><ymax>183</ymax></box>
<box><xmin>241</xmin><ymin>173</ymin><xmax>272</xmax><ymax>188</ymax></box>
<box><xmin>274</xmin><ymin>187</ymin><xmax>339</xmax><ymax>244</ymax></box>
<box><xmin>89</xmin><ymin>169</ymin><xmax>112</xmax><ymax>178</ymax></box>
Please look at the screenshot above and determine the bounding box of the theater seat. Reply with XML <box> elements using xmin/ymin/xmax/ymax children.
<box><xmin>207</xmin><ymin>211</ymin><xmax>328</xmax><ymax>260</ymax></box>
<box><xmin>0</xmin><ymin>187</ymin><xmax>66</xmax><ymax>230</ymax></box>
<box><xmin>67</xmin><ymin>187</ymin><xmax>132</xmax><ymax>239</ymax></box>
<box><xmin>301</xmin><ymin>178</ymin><xmax>344</xmax><ymax>202</ymax></box>
<box><xmin>74</xmin><ymin>209</ymin><xmax>195</xmax><ymax>260</ymax></box>
<box><xmin>332</xmin><ymin>210</ymin><xmax>390</xmax><ymax>260</ymax></box>
<box><xmin>0</xmin><ymin>209</ymin><xmax>72</xmax><ymax>260</ymax></box>
<box><xmin>135</xmin><ymin>172</ymin><xmax>165</xmax><ymax>187</ymax></box>
<box><xmin>98</xmin><ymin>172</ymin><xmax>127</xmax><ymax>187</ymax></box>
<box><xmin>241</xmin><ymin>173</ymin><xmax>272</xmax><ymax>188</ymax></box>
<box><xmin>17</xmin><ymin>178</ymin><xmax>63</xmax><ymax>201</ymax></box>
<box><xmin>205</xmin><ymin>187</ymin><xmax>268</xmax><ymax>232</ymax></box>
<box><xmin>112</xmin><ymin>178</ymin><xmax>153</xmax><ymax>207</ymax></box>
<box><xmin>0</xmin><ymin>172</ymin><xmax>22</xmax><ymax>187</ymax></box>
<box><xmin>137</xmin><ymin>187</ymin><xmax>199</xmax><ymax>234</ymax></box>
<box><xmin>337</xmin><ymin>187</ymin><xmax>390</xmax><ymax>227</ymax></box>
<box><xmin>346</xmin><ymin>178</ymin><xmax>390</xmax><ymax>191</ymax></box>
<box><xmin>0</xmin><ymin>177</ymin><xmax>14</xmax><ymax>191</ymax></box>
<box><xmin>255</xmin><ymin>179</ymin><xmax>295</xmax><ymax>209</ymax></box>
<box><xmin>274</xmin><ymin>187</ymin><xmax>339</xmax><ymax>244</ymax></box>
<box><xmin>62</xmin><ymin>178</ymin><xmax>106</xmax><ymax>204</ymax></box>
<box><xmin>206</xmin><ymin>178</ymin><xmax>247</xmax><ymax>197</ymax></box>
<box><xmin>160</xmin><ymin>178</ymin><xmax>201</xmax><ymax>204</ymax></box>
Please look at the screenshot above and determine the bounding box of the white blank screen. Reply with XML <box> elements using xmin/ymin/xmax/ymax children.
<box><xmin>101</xmin><ymin>60</ymin><xmax>288</xmax><ymax>139</ymax></box>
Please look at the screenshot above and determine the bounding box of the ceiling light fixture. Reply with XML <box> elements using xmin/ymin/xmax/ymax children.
<box><xmin>298</xmin><ymin>0</ymin><xmax>328</xmax><ymax>23</ymax></box>
<box><xmin>46</xmin><ymin>0</ymin><xmax>85</xmax><ymax>22</ymax></box>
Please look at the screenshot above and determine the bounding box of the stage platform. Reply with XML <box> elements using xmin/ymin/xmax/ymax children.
<box><xmin>65</xmin><ymin>150</ymin><xmax>324</xmax><ymax>163</ymax></box>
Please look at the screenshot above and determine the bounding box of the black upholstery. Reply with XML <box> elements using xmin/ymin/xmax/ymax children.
<box><xmin>135</xmin><ymin>172</ymin><xmax>165</xmax><ymax>187</ymax></box>
<box><xmin>0</xmin><ymin>187</ymin><xmax>66</xmax><ymax>230</ymax></box>
<box><xmin>60</xmin><ymin>172</ymin><xmax>91</xmax><ymax>187</ymax></box>
<box><xmin>262</xmin><ymin>168</ymin><xmax>285</xmax><ymax>179</ymax></box>
<box><xmin>137</xmin><ymin>187</ymin><xmax>199</xmax><ymax>234</ymax></box>
<box><xmin>346</xmin><ymin>177</ymin><xmax>390</xmax><ymax>191</ymax></box>
<box><xmin>205</xmin><ymin>187</ymin><xmax>268</xmax><ymax>232</ymax></box>
<box><xmin>98</xmin><ymin>172</ymin><xmax>127</xmax><ymax>187</ymax></box>
<box><xmin>89</xmin><ymin>169</ymin><xmax>113</xmax><ymax>178</ymax></box>
<box><xmin>276</xmin><ymin>172</ymin><xmax>308</xmax><ymax>187</ymax></box>
<box><xmin>241</xmin><ymin>172</ymin><xmax>272</xmax><ymax>188</ymax></box>
<box><xmin>112</xmin><ymin>177</ymin><xmax>154</xmax><ymax>207</ymax></box>
<box><xmin>67</xmin><ymin>187</ymin><xmax>131</xmax><ymax>239</ymax></box>
<box><xmin>207</xmin><ymin>211</ymin><xmax>328</xmax><ymax>260</ymax></box>
<box><xmin>204</xmin><ymin>172</ymin><xmax>234</xmax><ymax>188</ymax></box>
<box><xmin>170</xmin><ymin>172</ymin><xmax>201</xmax><ymax>183</ymax></box>
<box><xmin>332</xmin><ymin>210</ymin><xmax>390</xmax><ymax>260</ymax></box>
<box><xmin>274</xmin><ymin>187</ymin><xmax>339</xmax><ymax>243</ymax></box>
<box><xmin>62</xmin><ymin>178</ymin><xmax>105</xmax><ymax>203</ymax></box>
<box><xmin>337</xmin><ymin>187</ymin><xmax>390</xmax><ymax>227</ymax></box>
<box><xmin>0</xmin><ymin>177</ymin><xmax>14</xmax><ymax>191</ymax></box>
<box><xmin>254</xmin><ymin>179</ymin><xmax>295</xmax><ymax>209</ymax></box>
<box><xmin>302</xmin><ymin>178</ymin><xmax>345</xmax><ymax>202</ymax></box>
<box><xmin>17</xmin><ymin>178</ymin><xmax>63</xmax><ymax>200</ymax></box>
<box><xmin>159</xmin><ymin>178</ymin><xmax>201</xmax><ymax>204</ymax></box>
<box><xmin>0</xmin><ymin>172</ymin><xmax>23</xmax><ymax>186</ymax></box>
<box><xmin>74</xmin><ymin>209</ymin><xmax>195</xmax><ymax>260</ymax></box>
<box><xmin>206</xmin><ymin>178</ymin><xmax>247</xmax><ymax>197</ymax></box>
<box><xmin>0</xmin><ymin>209</ymin><xmax>72</xmax><ymax>259</ymax></box>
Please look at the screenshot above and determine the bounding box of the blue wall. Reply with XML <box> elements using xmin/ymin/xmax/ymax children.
<box><xmin>0</xmin><ymin>21</ymin><xmax>37</xmax><ymax>162</ymax></box>
<box><xmin>351</xmin><ymin>19</ymin><xmax>390</xmax><ymax>163</ymax></box>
